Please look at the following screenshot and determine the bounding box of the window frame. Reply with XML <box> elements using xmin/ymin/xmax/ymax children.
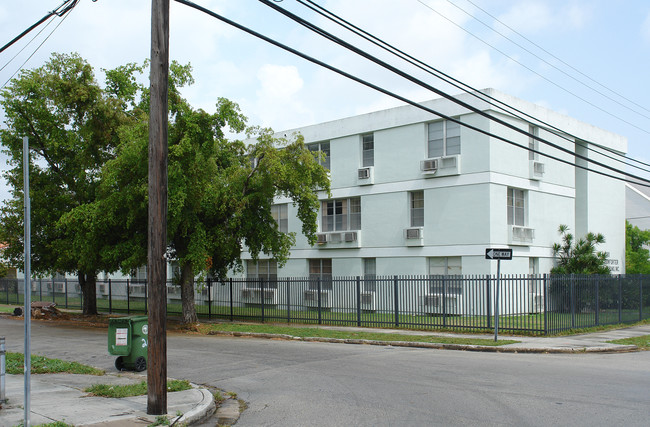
<box><xmin>410</xmin><ymin>190</ymin><xmax>424</xmax><ymax>228</ymax></box>
<box><xmin>246</xmin><ymin>259</ymin><xmax>278</xmax><ymax>289</ymax></box>
<box><xmin>308</xmin><ymin>141</ymin><xmax>330</xmax><ymax>170</ymax></box>
<box><xmin>528</xmin><ymin>124</ymin><xmax>539</xmax><ymax>161</ymax></box>
<box><xmin>427</xmin><ymin>119</ymin><xmax>461</xmax><ymax>159</ymax></box>
<box><xmin>271</xmin><ymin>203</ymin><xmax>288</xmax><ymax>233</ymax></box>
<box><xmin>308</xmin><ymin>258</ymin><xmax>333</xmax><ymax>290</ymax></box>
<box><xmin>361</xmin><ymin>133</ymin><xmax>374</xmax><ymax>167</ymax></box>
<box><xmin>321</xmin><ymin>197</ymin><xmax>361</xmax><ymax>232</ymax></box>
<box><xmin>507</xmin><ymin>187</ymin><xmax>527</xmax><ymax>227</ymax></box>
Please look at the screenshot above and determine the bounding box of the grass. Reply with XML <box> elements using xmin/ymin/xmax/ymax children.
<box><xmin>85</xmin><ymin>379</ymin><xmax>192</xmax><ymax>398</ymax></box>
<box><xmin>5</xmin><ymin>352</ymin><xmax>104</xmax><ymax>375</ymax></box>
<box><xmin>607</xmin><ymin>335</ymin><xmax>650</xmax><ymax>350</ymax></box>
<box><xmin>0</xmin><ymin>303</ymin><xmax>16</xmax><ymax>313</ymax></box>
<box><xmin>201</xmin><ymin>322</ymin><xmax>520</xmax><ymax>346</ymax></box>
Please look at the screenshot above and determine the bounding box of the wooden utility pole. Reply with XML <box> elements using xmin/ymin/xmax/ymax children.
<box><xmin>147</xmin><ymin>0</ymin><xmax>170</xmax><ymax>416</ymax></box>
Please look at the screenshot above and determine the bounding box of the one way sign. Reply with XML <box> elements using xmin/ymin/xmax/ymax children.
<box><xmin>485</xmin><ymin>248</ymin><xmax>512</xmax><ymax>260</ymax></box>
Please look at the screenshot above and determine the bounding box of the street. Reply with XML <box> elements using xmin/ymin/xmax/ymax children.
<box><xmin>1</xmin><ymin>316</ymin><xmax>648</xmax><ymax>426</ymax></box>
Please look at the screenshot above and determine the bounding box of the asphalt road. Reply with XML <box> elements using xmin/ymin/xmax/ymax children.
<box><xmin>1</xmin><ymin>317</ymin><xmax>649</xmax><ymax>426</ymax></box>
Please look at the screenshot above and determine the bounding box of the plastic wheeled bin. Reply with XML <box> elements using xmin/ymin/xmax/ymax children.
<box><xmin>107</xmin><ymin>315</ymin><xmax>148</xmax><ymax>372</ymax></box>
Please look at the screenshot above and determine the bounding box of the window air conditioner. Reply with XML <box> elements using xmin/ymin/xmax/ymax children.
<box><xmin>405</xmin><ymin>228</ymin><xmax>422</xmax><ymax>239</ymax></box>
<box><xmin>304</xmin><ymin>289</ymin><xmax>332</xmax><ymax>308</ymax></box>
<box><xmin>358</xmin><ymin>167</ymin><xmax>371</xmax><ymax>179</ymax></box>
<box><xmin>316</xmin><ymin>233</ymin><xmax>328</xmax><ymax>244</ymax></box>
<box><xmin>421</xmin><ymin>159</ymin><xmax>439</xmax><ymax>172</ymax></box>
<box><xmin>359</xmin><ymin>291</ymin><xmax>376</xmax><ymax>311</ymax></box>
<box><xmin>344</xmin><ymin>231</ymin><xmax>357</xmax><ymax>242</ymax></box>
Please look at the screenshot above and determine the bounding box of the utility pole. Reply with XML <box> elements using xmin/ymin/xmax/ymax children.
<box><xmin>147</xmin><ymin>0</ymin><xmax>169</xmax><ymax>416</ymax></box>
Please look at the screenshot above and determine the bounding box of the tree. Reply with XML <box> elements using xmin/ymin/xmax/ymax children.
<box><xmin>625</xmin><ymin>221</ymin><xmax>650</xmax><ymax>274</ymax></box>
<box><xmin>551</xmin><ymin>224</ymin><xmax>610</xmax><ymax>275</ymax></box>
<box><xmin>0</xmin><ymin>53</ymin><xmax>138</xmax><ymax>314</ymax></box>
<box><xmin>75</xmin><ymin>64</ymin><xmax>330</xmax><ymax>324</ymax></box>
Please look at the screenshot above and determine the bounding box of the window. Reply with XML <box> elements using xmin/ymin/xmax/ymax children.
<box><xmin>410</xmin><ymin>191</ymin><xmax>424</xmax><ymax>227</ymax></box>
<box><xmin>363</xmin><ymin>258</ymin><xmax>376</xmax><ymax>291</ymax></box>
<box><xmin>246</xmin><ymin>259</ymin><xmax>278</xmax><ymax>288</ymax></box>
<box><xmin>428</xmin><ymin>257</ymin><xmax>462</xmax><ymax>294</ymax></box>
<box><xmin>308</xmin><ymin>141</ymin><xmax>330</xmax><ymax>170</ymax></box>
<box><xmin>132</xmin><ymin>266</ymin><xmax>146</xmax><ymax>282</ymax></box>
<box><xmin>362</xmin><ymin>133</ymin><xmax>374</xmax><ymax>167</ymax></box>
<box><xmin>428</xmin><ymin>120</ymin><xmax>460</xmax><ymax>158</ymax></box>
<box><xmin>309</xmin><ymin>259</ymin><xmax>332</xmax><ymax>290</ymax></box>
<box><xmin>271</xmin><ymin>204</ymin><xmax>288</xmax><ymax>233</ymax></box>
<box><xmin>528</xmin><ymin>124</ymin><xmax>539</xmax><ymax>161</ymax></box>
<box><xmin>507</xmin><ymin>187</ymin><xmax>526</xmax><ymax>226</ymax></box>
<box><xmin>322</xmin><ymin>197</ymin><xmax>361</xmax><ymax>232</ymax></box>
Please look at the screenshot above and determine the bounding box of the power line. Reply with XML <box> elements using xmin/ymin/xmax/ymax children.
<box><xmin>173</xmin><ymin>0</ymin><xmax>650</xmax><ymax>188</ymax></box>
<box><xmin>0</xmin><ymin>0</ymin><xmax>81</xmax><ymax>54</ymax></box>
<box><xmin>443</xmin><ymin>0</ymin><xmax>650</xmax><ymax>121</ymax></box>
<box><xmin>257</xmin><ymin>0</ymin><xmax>650</xmax><ymax>185</ymax></box>
<box><xmin>416</xmin><ymin>0</ymin><xmax>650</xmax><ymax>136</ymax></box>
<box><xmin>296</xmin><ymin>0</ymin><xmax>650</xmax><ymax>174</ymax></box>
<box><xmin>461</xmin><ymin>0</ymin><xmax>650</xmax><ymax>117</ymax></box>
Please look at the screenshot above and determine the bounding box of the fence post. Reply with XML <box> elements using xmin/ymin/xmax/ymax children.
<box><xmin>442</xmin><ymin>275</ymin><xmax>447</xmax><ymax>327</ymax></box>
<box><xmin>317</xmin><ymin>277</ymin><xmax>322</xmax><ymax>325</ymax></box>
<box><xmin>108</xmin><ymin>279</ymin><xmax>112</xmax><ymax>314</ymax></box>
<box><xmin>144</xmin><ymin>279</ymin><xmax>148</xmax><ymax>315</ymax></box>
<box><xmin>595</xmin><ymin>276</ymin><xmax>599</xmax><ymax>326</ymax></box>
<box><xmin>127</xmin><ymin>279</ymin><xmax>130</xmax><ymax>314</ymax></box>
<box><xmin>64</xmin><ymin>277</ymin><xmax>68</xmax><ymax>308</ymax></box>
<box><xmin>207</xmin><ymin>278</ymin><xmax>212</xmax><ymax>320</ymax></box>
<box><xmin>356</xmin><ymin>276</ymin><xmax>361</xmax><ymax>327</ymax></box>
<box><xmin>39</xmin><ymin>277</ymin><xmax>42</xmax><ymax>301</ymax></box>
<box><xmin>618</xmin><ymin>275</ymin><xmax>622</xmax><ymax>324</ymax></box>
<box><xmin>543</xmin><ymin>274</ymin><xmax>548</xmax><ymax>335</ymax></box>
<box><xmin>0</xmin><ymin>336</ymin><xmax>5</xmax><ymax>405</ymax></box>
<box><xmin>393</xmin><ymin>276</ymin><xmax>399</xmax><ymax>327</ymax></box>
<box><xmin>486</xmin><ymin>275</ymin><xmax>491</xmax><ymax>330</ymax></box>
<box><xmin>639</xmin><ymin>274</ymin><xmax>643</xmax><ymax>322</ymax></box>
<box><xmin>229</xmin><ymin>278</ymin><xmax>234</xmax><ymax>322</ymax></box>
<box><xmin>260</xmin><ymin>278</ymin><xmax>265</xmax><ymax>323</ymax></box>
<box><xmin>52</xmin><ymin>276</ymin><xmax>55</xmax><ymax>304</ymax></box>
<box><xmin>570</xmin><ymin>275</ymin><xmax>575</xmax><ymax>328</ymax></box>
<box><xmin>286</xmin><ymin>278</ymin><xmax>291</xmax><ymax>324</ymax></box>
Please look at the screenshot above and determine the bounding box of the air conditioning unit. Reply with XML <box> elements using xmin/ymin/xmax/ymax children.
<box><xmin>98</xmin><ymin>284</ymin><xmax>108</xmax><ymax>295</ymax></box>
<box><xmin>344</xmin><ymin>231</ymin><xmax>357</xmax><ymax>242</ymax></box>
<box><xmin>241</xmin><ymin>288</ymin><xmax>278</xmax><ymax>305</ymax></box>
<box><xmin>129</xmin><ymin>284</ymin><xmax>146</xmax><ymax>296</ymax></box>
<box><xmin>529</xmin><ymin>160</ymin><xmax>545</xmax><ymax>180</ymax></box>
<box><xmin>511</xmin><ymin>226</ymin><xmax>535</xmax><ymax>243</ymax></box>
<box><xmin>54</xmin><ymin>283</ymin><xmax>65</xmax><ymax>293</ymax></box>
<box><xmin>304</xmin><ymin>289</ymin><xmax>332</xmax><ymax>308</ymax></box>
<box><xmin>358</xmin><ymin>167</ymin><xmax>371</xmax><ymax>179</ymax></box>
<box><xmin>329</xmin><ymin>232</ymin><xmax>342</xmax><ymax>243</ymax></box>
<box><xmin>359</xmin><ymin>291</ymin><xmax>376</xmax><ymax>311</ymax></box>
<box><xmin>316</xmin><ymin>233</ymin><xmax>328</xmax><ymax>244</ymax></box>
<box><xmin>405</xmin><ymin>228</ymin><xmax>422</xmax><ymax>239</ymax></box>
<box><xmin>421</xmin><ymin>294</ymin><xmax>461</xmax><ymax>315</ymax></box>
<box><xmin>421</xmin><ymin>159</ymin><xmax>438</xmax><ymax>172</ymax></box>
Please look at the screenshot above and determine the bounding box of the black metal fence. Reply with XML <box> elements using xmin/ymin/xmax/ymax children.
<box><xmin>2</xmin><ymin>274</ymin><xmax>649</xmax><ymax>335</ymax></box>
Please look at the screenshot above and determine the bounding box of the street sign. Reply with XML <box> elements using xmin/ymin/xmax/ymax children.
<box><xmin>485</xmin><ymin>248</ymin><xmax>512</xmax><ymax>260</ymax></box>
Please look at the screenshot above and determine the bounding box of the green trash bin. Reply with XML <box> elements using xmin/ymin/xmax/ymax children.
<box><xmin>108</xmin><ymin>315</ymin><xmax>148</xmax><ymax>372</ymax></box>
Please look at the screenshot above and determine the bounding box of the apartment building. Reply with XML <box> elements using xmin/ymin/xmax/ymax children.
<box><xmin>241</xmin><ymin>89</ymin><xmax>627</xmax><ymax>280</ymax></box>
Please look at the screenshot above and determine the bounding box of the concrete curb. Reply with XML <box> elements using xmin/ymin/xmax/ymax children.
<box><xmin>177</xmin><ymin>387</ymin><xmax>216</xmax><ymax>425</ymax></box>
<box><xmin>207</xmin><ymin>330</ymin><xmax>640</xmax><ymax>354</ymax></box>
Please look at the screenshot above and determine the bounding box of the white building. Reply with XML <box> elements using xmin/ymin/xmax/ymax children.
<box><xmin>242</xmin><ymin>89</ymin><xmax>627</xmax><ymax>280</ymax></box>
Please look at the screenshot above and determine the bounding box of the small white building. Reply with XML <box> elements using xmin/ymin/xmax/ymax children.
<box><xmin>242</xmin><ymin>89</ymin><xmax>627</xmax><ymax>280</ymax></box>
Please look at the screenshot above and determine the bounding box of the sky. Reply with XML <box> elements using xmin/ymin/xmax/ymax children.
<box><xmin>1</xmin><ymin>0</ymin><xmax>649</xmax><ymax>200</ymax></box>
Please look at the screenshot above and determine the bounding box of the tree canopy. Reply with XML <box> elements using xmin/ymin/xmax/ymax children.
<box><xmin>551</xmin><ymin>224</ymin><xmax>610</xmax><ymax>275</ymax></box>
<box><xmin>625</xmin><ymin>221</ymin><xmax>650</xmax><ymax>274</ymax></box>
<box><xmin>0</xmin><ymin>53</ymin><xmax>138</xmax><ymax>313</ymax></box>
<box><xmin>3</xmin><ymin>54</ymin><xmax>331</xmax><ymax>322</ymax></box>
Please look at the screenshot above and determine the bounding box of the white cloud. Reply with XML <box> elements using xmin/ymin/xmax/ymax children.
<box><xmin>252</xmin><ymin>64</ymin><xmax>311</xmax><ymax>128</ymax></box>
<box><xmin>257</xmin><ymin>64</ymin><xmax>304</xmax><ymax>99</ymax></box>
<box><xmin>497</xmin><ymin>1</ymin><xmax>591</xmax><ymax>34</ymax></box>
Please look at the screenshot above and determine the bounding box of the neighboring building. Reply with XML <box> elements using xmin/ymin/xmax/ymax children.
<box><xmin>626</xmin><ymin>183</ymin><xmax>650</xmax><ymax>231</ymax></box>
<box><xmin>241</xmin><ymin>89</ymin><xmax>627</xmax><ymax>279</ymax></box>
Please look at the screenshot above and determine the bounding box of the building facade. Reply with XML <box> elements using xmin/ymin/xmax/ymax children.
<box><xmin>241</xmin><ymin>89</ymin><xmax>627</xmax><ymax>279</ymax></box>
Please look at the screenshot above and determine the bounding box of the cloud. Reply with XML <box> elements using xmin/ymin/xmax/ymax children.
<box><xmin>257</xmin><ymin>64</ymin><xmax>304</xmax><ymax>99</ymax></box>
<box><xmin>497</xmin><ymin>1</ymin><xmax>591</xmax><ymax>34</ymax></box>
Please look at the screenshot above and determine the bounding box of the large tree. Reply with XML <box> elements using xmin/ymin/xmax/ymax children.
<box><xmin>0</xmin><ymin>53</ymin><xmax>138</xmax><ymax>314</ymax></box>
<box><xmin>625</xmin><ymin>221</ymin><xmax>650</xmax><ymax>274</ymax></box>
<box><xmin>69</xmin><ymin>62</ymin><xmax>330</xmax><ymax>324</ymax></box>
<box><xmin>551</xmin><ymin>224</ymin><xmax>610</xmax><ymax>275</ymax></box>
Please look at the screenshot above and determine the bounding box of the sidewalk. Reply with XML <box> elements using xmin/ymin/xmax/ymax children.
<box><xmin>1</xmin><ymin>324</ymin><xmax>647</xmax><ymax>426</ymax></box>
<box><xmin>1</xmin><ymin>372</ymin><xmax>216</xmax><ymax>426</ymax></box>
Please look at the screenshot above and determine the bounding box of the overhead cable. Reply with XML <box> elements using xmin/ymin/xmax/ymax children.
<box><xmin>173</xmin><ymin>0</ymin><xmax>650</xmax><ymax>188</ymax></box>
<box><xmin>297</xmin><ymin>0</ymin><xmax>650</xmax><ymax>173</ymax></box>
<box><xmin>256</xmin><ymin>0</ymin><xmax>649</xmax><ymax>185</ymax></box>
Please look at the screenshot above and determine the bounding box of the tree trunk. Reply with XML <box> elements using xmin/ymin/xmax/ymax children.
<box><xmin>180</xmin><ymin>261</ymin><xmax>198</xmax><ymax>324</ymax></box>
<box><xmin>79</xmin><ymin>271</ymin><xmax>98</xmax><ymax>315</ymax></box>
